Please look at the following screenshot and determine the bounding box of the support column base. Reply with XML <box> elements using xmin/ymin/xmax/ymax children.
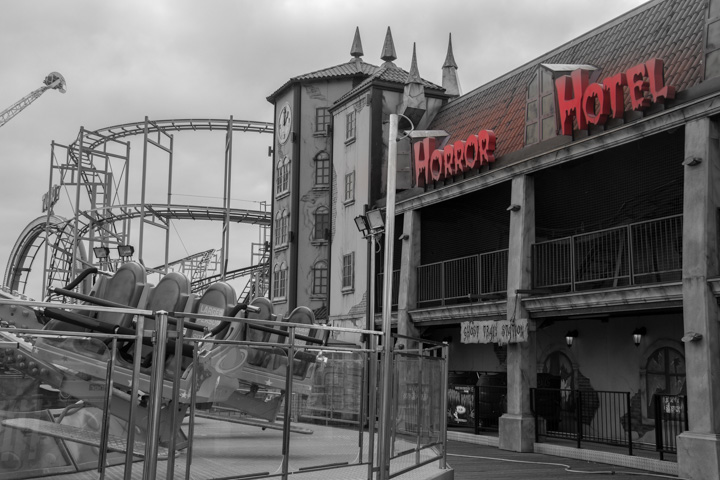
<box><xmin>678</xmin><ymin>432</ymin><xmax>720</xmax><ymax>480</ymax></box>
<box><xmin>498</xmin><ymin>413</ymin><xmax>535</xmax><ymax>452</ymax></box>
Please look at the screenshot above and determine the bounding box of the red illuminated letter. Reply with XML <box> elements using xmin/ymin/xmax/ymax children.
<box><xmin>478</xmin><ymin>130</ymin><xmax>496</xmax><ymax>165</ymax></box>
<box><xmin>464</xmin><ymin>134</ymin><xmax>479</xmax><ymax>169</ymax></box>
<box><xmin>555</xmin><ymin>69</ymin><xmax>590</xmax><ymax>135</ymax></box>
<box><xmin>430</xmin><ymin>149</ymin><xmax>445</xmax><ymax>182</ymax></box>
<box><xmin>645</xmin><ymin>58</ymin><xmax>675</xmax><ymax>103</ymax></box>
<box><xmin>626</xmin><ymin>63</ymin><xmax>650</xmax><ymax>110</ymax></box>
<box><xmin>413</xmin><ymin>137</ymin><xmax>435</xmax><ymax>187</ymax></box>
<box><xmin>602</xmin><ymin>72</ymin><xmax>627</xmax><ymax>119</ymax></box>
<box><xmin>582</xmin><ymin>82</ymin><xmax>610</xmax><ymax>126</ymax></box>
<box><xmin>453</xmin><ymin>140</ymin><xmax>466</xmax><ymax>174</ymax></box>
<box><xmin>443</xmin><ymin>145</ymin><xmax>455</xmax><ymax>178</ymax></box>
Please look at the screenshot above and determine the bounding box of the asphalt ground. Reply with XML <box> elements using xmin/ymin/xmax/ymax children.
<box><xmin>447</xmin><ymin>440</ymin><xmax>678</xmax><ymax>480</ymax></box>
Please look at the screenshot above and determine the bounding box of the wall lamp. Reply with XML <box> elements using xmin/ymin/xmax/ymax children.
<box><xmin>682</xmin><ymin>157</ymin><xmax>702</xmax><ymax>167</ymax></box>
<box><xmin>93</xmin><ymin>246</ymin><xmax>110</xmax><ymax>260</ymax></box>
<box><xmin>565</xmin><ymin>330</ymin><xmax>579</xmax><ymax>348</ymax></box>
<box><xmin>632</xmin><ymin>327</ymin><xmax>646</xmax><ymax>347</ymax></box>
<box><xmin>507</xmin><ymin>204</ymin><xmax>521</xmax><ymax>212</ymax></box>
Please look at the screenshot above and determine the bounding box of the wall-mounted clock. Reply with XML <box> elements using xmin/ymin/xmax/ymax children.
<box><xmin>277</xmin><ymin>102</ymin><xmax>292</xmax><ymax>144</ymax></box>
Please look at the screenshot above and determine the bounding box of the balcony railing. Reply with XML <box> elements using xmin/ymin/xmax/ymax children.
<box><xmin>533</xmin><ymin>215</ymin><xmax>683</xmax><ymax>292</ymax></box>
<box><xmin>417</xmin><ymin>249</ymin><xmax>509</xmax><ymax>307</ymax></box>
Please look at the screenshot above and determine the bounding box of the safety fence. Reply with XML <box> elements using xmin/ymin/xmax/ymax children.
<box><xmin>533</xmin><ymin>214</ymin><xmax>683</xmax><ymax>292</ymax></box>
<box><xmin>416</xmin><ymin>249</ymin><xmax>509</xmax><ymax>308</ymax></box>
<box><xmin>532</xmin><ymin>388</ymin><xmax>688</xmax><ymax>459</ymax></box>
<box><xmin>0</xmin><ymin>299</ymin><xmax>448</xmax><ymax>480</ymax></box>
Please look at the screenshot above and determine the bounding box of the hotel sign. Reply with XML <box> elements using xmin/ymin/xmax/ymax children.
<box><xmin>413</xmin><ymin>129</ymin><xmax>496</xmax><ymax>187</ymax></box>
<box><xmin>555</xmin><ymin>58</ymin><xmax>675</xmax><ymax>135</ymax></box>
<box><xmin>461</xmin><ymin>319</ymin><xmax>529</xmax><ymax>345</ymax></box>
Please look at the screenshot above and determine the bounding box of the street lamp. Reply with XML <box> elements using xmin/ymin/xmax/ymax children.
<box><xmin>354</xmin><ymin>210</ymin><xmax>385</xmax><ymax>333</ymax></box>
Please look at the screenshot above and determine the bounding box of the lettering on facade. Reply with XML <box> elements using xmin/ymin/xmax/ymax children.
<box><xmin>460</xmin><ymin>319</ymin><xmax>528</xmax><ymax>345</ymax></box>
<box><xmin>555</xmin><ymin>58</ymin><xmax>675</xmax><ymax>135</ymax></box>
<box><xmin>413</xmin><ymin>129</ymin><xmax>496</xmax><ymax>187</ymax></box>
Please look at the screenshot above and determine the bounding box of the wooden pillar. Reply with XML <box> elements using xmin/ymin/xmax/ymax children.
<box><xmin>499</xmin><ymin>174</ymin><xmax>537</xmax><ymax>452</ymax></box>
<box><xmin>397</xmin><ymin>210</ymin><xmax>421</xmax><ymax>347</ymax></box>
<box><xmin>677</xmin><ymin>117</ymin><xmax>720</xmax><ymax>480</ymax></box>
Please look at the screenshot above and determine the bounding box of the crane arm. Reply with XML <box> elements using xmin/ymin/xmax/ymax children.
<box><xmin>0</xmin><ymin>72</ymin><xmax>66</xmax><ymax>128</ymax></box>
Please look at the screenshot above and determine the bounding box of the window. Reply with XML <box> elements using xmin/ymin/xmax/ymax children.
<box><xmin>315</xmin><ymin>108</ymin><xmax>331</xmax><ymax>134</ymax></box>
<box><xmin>314</xmin><ymin>206</ymin><xmax>330</xmax><ymax>241</ymax></box>
<box><xmin>315</xmin><ymin>151</ymin><xmax>330</xmax><ymax>186</ymax></box>
<box><xmin>273</xmin><ymin>262</ymin><xmax>287</xmax><ymax>299</ymax></box>
<box><xmin>346</xmin><ymin>111</ymin><xmax>356</xmax><ymax>141</ymax></box>
<box><xmin>645</xmin><ymin>346</ymin><xmax>686</xmax><ymax>413</ymax></box>
<box><xmin>312</xmin><ymin>261</ymin><xmax>328</xmax><ymax>296</ymax></box>
<box><xmin>342</xmin><ymin>253</ymin><xmax>354</xmax><ymax>290</ymax></box>
<box><xmin>344</xmin><ymin>171</ymin><xmax>355</xmax><ymax>203</ymax></box>
<box><xmin>274</xmin><ymin>209</ymin><xmax>289</xmax><ymax>247</ymax></box>
<box><xmin>525</xmin><ymin>68</ymin><xmax>556</xmax><ymax>146</ymax></box>
<box><xmin>276</xmin><ymin>156</ymin><xmax>290</xmax><ymax>195</ymax></box>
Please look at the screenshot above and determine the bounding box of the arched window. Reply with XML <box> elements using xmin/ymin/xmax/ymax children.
<box><xmin>276</xmin><ymin>156</ymin><xmax>290</xmax><ymax>195</ymax></box>
<box><xmin>314</xmin><ymin>206</ymin><xmax>330</xmax><ymax>241</ymax></box>
<box><xmin>645</xmin><ymin>346</ymin><xmax>686</xmax><ymax>413</ymax></box>
<box><xmin>274</xmin><ymin>209</ymin><xmax>289</xmax><ymax>247</ymax></box>
<box><xmin>312</xmin><ymin>261</ymin><xmax>328</xmax><ymax>296</ymax></box>
<box><xmin>315</xmin><ymin>151</ymin><xmax>330</xmax><ymax>186</ymax></box>
<box><xmin>273</xmin><ymin>262</ymin><xmax>287</xmax><ymax>299</ymax></box>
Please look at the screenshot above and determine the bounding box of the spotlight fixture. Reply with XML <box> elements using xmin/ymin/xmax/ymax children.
<box><xmin>565</xmin><ymin>330</ymin><xmax>579</xmax><ymax>348</ymax></box>
<box><xmin>682</xmin><ymin>157</ymin><xmax>702</xmax><ymax>167</ymax></box>
<box><xmin>507</xmin><ymin>204</ymin><xmax>521</xmax><ymax>212</ymax></box>
<box><xmin>632</xmin><ymin>327</ymin><xmax>646</xmax><ymax>347</ymax></box>
<box><xmin>93</xmin><ymin>246</ymin><xmax>110</xmax><ymax>260</ymax></box>
<box><xmin>117</xmin><ymin>245</ymin><xmax>135</xmax><ymax>258</ymax></box>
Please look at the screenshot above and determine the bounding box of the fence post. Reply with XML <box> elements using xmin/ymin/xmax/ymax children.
<box><xmin>654</xmin><ymin>395</ymin><xmax>664</xmax><ymax>460</ymax></box>
<box><xmin>531</xmin><ymin>389</ymin><xmax>538</xmax><ymax>443</ymax></box>
<box><xmin>626</xmin><ymin>392</ymin><xmax>633</xmax><ymax>456</ymax></box>
<box><xmin>576</xmin><ymin>390</ymin><xmax>582</xmax><ymax>449</ymax></box>
<box><xmin>474</xmin><ymin>385</ymin><xmax>480</xmax><ymax>435</ymax></box>
<box><xmin>143</xmin><ymin>310</ymin><xmax>169</xmax><ymax>480</ymax></box>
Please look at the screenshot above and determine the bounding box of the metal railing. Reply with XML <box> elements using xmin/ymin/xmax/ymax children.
<box><xmin>417</xmin><ymin>249</ymin><xmax>508</xmax><ymax>307</ymax></box>
<box><xmin>533</xmin><ymin>215</ymin><xmax>683</xmax><ymax>292</ymax></box>
<box><xmin>376</xmin><ymin>269</ymin><xmax>400</xmax><ymax>310</ymax></box>
<box><xmin>0</xmin><ymin>298</ymin><xmax>449</xmax><ymax>480</ymax></box>
<box><xmin>654</xmin><ymin>394</ymin><xmax>688</xmax><ymax>460</ymax></box>
<box><xmin>532</xmin><ymin>388</ymin><xmax>633</xmax><ymax>455</ymax></box>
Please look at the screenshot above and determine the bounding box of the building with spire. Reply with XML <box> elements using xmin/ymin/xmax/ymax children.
<box><xmin>267</xmin><ymin>2</ymin><xmax>720</xmax><ymax>477</ymax></box>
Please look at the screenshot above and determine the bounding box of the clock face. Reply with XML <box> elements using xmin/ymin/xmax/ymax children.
<box><xmin>277</xmin><ymin>102</ymin><xmax>292</xmax><ymax>144</ymax></box>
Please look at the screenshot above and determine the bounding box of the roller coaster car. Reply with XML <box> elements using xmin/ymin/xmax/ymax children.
<box><xmin>0</xmin><ymin>262</ymin><xmax>327</xmax><ymax>456</ymax></box>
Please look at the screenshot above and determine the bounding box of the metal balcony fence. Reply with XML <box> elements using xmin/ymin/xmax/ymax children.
<box><xmin>532</xmin><ymin>388</ymin><xmax>634</xmax><ymax>454</ymax></box>
<box><xmin>533</xmin><ymin>215</ymin><xmax>683</xmax><ymax>292</ymax></box>
<box><xmin>376</xmin><ymin>269</ymin><xmax>400</xmax><ymax>310</ymax></box>
<box><xmin>416</xmin><ymin>249</ymin><xmax>508</xmax><ymax>307</ymax></box>
<box><xmin>532</xmin><ymin>388</ymin><xmax>689</xmax><ymax>458</ymax></box>
<box><xmin>654</xmin><ymin>394</ymin><xmax>688</xmax><ymax>460</ymax></box>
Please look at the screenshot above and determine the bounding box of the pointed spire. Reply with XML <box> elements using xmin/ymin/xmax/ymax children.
<box><xmin>399</xmin><ymin>42</ymin><xmax>427</xmax><ymax>127</ymax></box>
<box><xmin>443</xmin><ymin>33</ymin><xmax>458</xmax><ymax>69</ymax></box>
<box><xmin>442</xmin><ymin>33</ymin><xmax>461</xmax><ymax>97</ymax></box>
<box><xmin>350</xmin><ymin>27</ymin><xmax>364</xmax><ymax>59</ymax></box>
<box><xmin>406</xmin><ymin>43</ymin><xmax>422</xmax><ymax>86</ymax></box>
<box><xmin>380</xmin><ymin>27</ymin><xmax>397</xmax><ymax>66</ymax></box>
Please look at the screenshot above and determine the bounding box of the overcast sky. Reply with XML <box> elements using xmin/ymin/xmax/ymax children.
<box><xmin>0</xmin><ymin>0</ymin><xmax>649</xmax><ymax>296</ymax></box>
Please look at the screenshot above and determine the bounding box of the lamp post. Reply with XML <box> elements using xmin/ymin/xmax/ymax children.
<box><xmin>354</xmin><ymin>211</ymin><xmax>385</xmax><ymax>334</ymax></box>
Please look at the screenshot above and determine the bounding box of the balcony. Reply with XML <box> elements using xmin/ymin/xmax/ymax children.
<box><xmin>533</xmin><ymin>215</ymin><xmax>682</xmax><ymax>292</ymax></box>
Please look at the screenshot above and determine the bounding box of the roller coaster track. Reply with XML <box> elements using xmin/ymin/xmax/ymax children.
<box><xmin>7</xmin><ymin>203</ymin><xmax>271</xmax><ymax>297</ymax></box>
<box><xmin>16</xmin><ymin>117</ymin><xmax>275</xmax><ymax>298</ymax></box>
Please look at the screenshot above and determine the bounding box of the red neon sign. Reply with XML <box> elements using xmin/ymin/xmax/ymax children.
<box><xmin>414</xmin><ymin>129</ymin><xmax>496</xmax><ymax>187</ymax></box>
<box><xmin>555</xmin><ymin>58</ymin><xmax>675</xmax><ymax>135</ymax></box>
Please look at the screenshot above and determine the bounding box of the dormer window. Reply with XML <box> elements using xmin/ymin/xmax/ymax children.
<box><xmin>525</xmin><ymin>67</ymin><xmax>557</xmax><ymax>146</ymax></box>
